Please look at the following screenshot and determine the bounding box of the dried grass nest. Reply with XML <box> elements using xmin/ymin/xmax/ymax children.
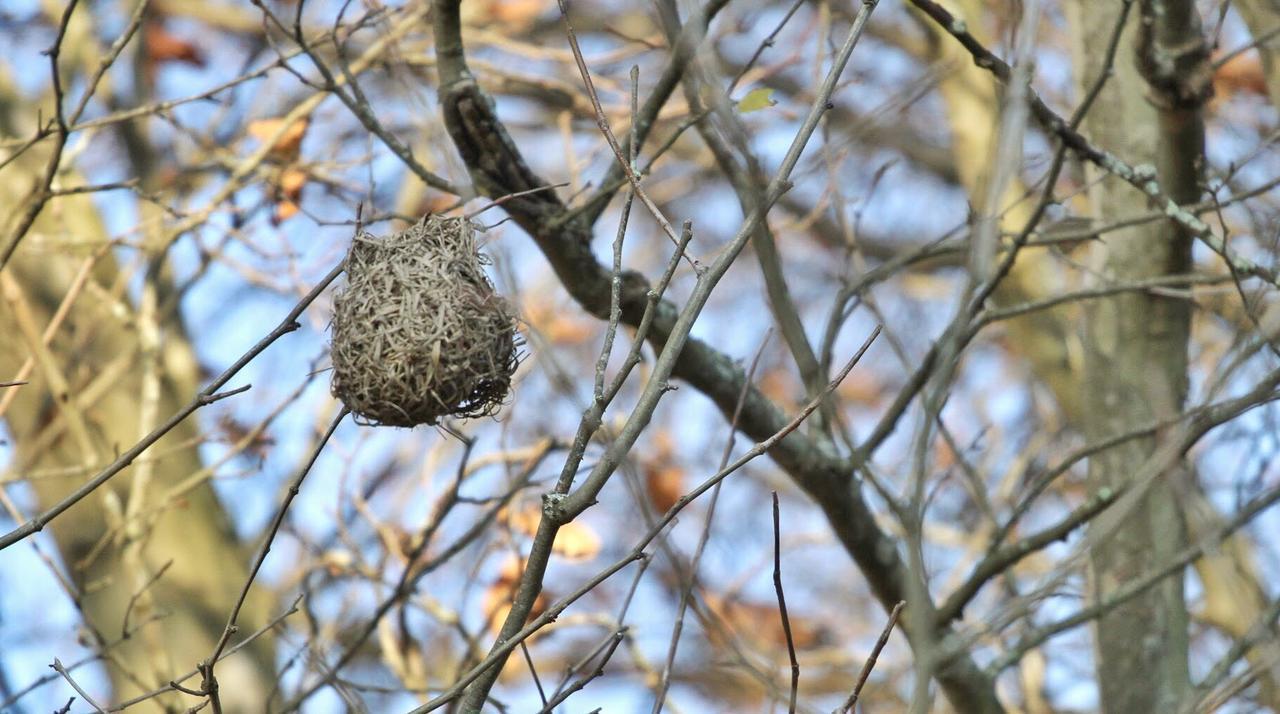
<box><xmin>330</xmin><ymin>215</ymin><xmax>519</xmax><ymax>427</ymax></box>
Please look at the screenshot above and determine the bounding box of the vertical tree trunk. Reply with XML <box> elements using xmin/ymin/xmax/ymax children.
<box><xmin>0</xmin><ymin>69</ymin><xmax>276</xmax><ymax>709</ymax></box>
<box><xmin>1069</xmin><ymin>0</ymin><xmax>1208</xmax><ymax>707</ymax></box>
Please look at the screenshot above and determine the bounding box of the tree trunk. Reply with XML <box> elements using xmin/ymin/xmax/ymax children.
<box><xmin>1068</xmin><ymin>0</ymin><xmax>1206</xmax><ymax>707</ymax></box>
<box><xmin>0</xmin><ymin>65</ymin><xmax>275</xmax><ymax>709</ymax></box>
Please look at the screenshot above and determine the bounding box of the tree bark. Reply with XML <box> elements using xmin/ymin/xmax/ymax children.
<box><xmin>1068</xmin><ymin>0</ymin><xmax>1208</xmax><ymax>707</ymax></box>
<box><xmin>0</xmin><ymin>67</ymin><xmax>275</xmax><ymax>709</ymax></box>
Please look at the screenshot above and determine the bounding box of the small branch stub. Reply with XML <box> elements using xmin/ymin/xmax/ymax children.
<box><xmin>330</xmin><ymin>215</ymin><xmax>519</xmax><ymax>427</ymax></box>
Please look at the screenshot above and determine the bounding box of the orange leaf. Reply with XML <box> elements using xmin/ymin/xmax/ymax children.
<box><xmin>144</xmin><ymin>23</ymin><xmax>205</xmax><ymax>67</ymax></box>
<box><xmin>651</xmin><ymin>429</ymin><xmax>675</xmax><ymax>460</ymax></box>
<box><xmin>482</xmin><ymin>557</ymin><xmax>548</xmax><ymax>638</ymax></box>
<box><xmin>549</xmin><ymin>318</ymin><xmax>594</xmax><ymax>344</ymax></box>
<box><xmin>247</xmin><ymin>117</ymin><xmax>310</xmax><ymax>159</ymax></box>
<box><xmin>496</xmin><ymin>555</ymin><xmax>525</xmax><ymax>584</ymax></box>
<box><xmin>466</xmin><ymin>0</ymin><xmax>548</xmax><ymax>28</ymax></box>
<box><xmin>273</xmin><ymin>199</ymin><xmax>300</xmax><ymax>224</ymax></box>
<box><xmin>417</xmin><ymin>192</ymin><xmax>459</xmax><ymax>216</ymax></box>
<box><xmin>759</xmin><ymin>368</ymin><xmax>795</xmax><ymax>405</ymax></box>
<box><xmin>522</xmin><ymin>300</ymin><xmax>595</xmax><ymax>344</ymax></box>
<box><xmin>279</xmin><ymin>167</ymin><xmax>308</xmax><ymax>200</ymax></box>
<box><xmin>645</xmin><ymin>465</ymin><xmax>684</xmax><ymax>514</ymax></box>
<box><xmin>934</xmin><ymin>435</ymin><xmax>956</xmax><ymax>471</ymax></box>
<box><xmin>1214</xmin><ymin>52</ymin><xmax>1268</xmax><ymax>98</ymax></box>
<box><xmin>492</xmin><ymin>0</ymin><xmax>549</xmax><ymax>25</ymax></box>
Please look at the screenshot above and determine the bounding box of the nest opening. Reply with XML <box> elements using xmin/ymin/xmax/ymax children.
<box><xmin>330</xmin><ymin>215</ymin><xmax>519</xmax><ymax>427</ymax></box>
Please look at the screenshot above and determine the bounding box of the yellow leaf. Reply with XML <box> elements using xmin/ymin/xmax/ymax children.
<box><xmin>736</xmin><ymin>87</ymin><xmax>776</xmax><ymax>113</ymax></box>
<box><xmin>500</xmin><ymin>504</ymin><xmax>542</xmax><ymax>537</ymax></box>
<box><xmin>501</xmin><ymin>504</ymin><xmax>600</xmax><ymax>560</ymax></box>
<box><xmin>553</xmin><ymin>521</ymin><xmax>600</xmax><ymax>560</ymax></box>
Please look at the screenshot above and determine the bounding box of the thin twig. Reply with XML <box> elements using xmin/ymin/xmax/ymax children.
<box><xmin>198</xmin><ymin>408</ymin><xmax>349</xmax><ymax>710</ymax></box>
<box><xmin>540</xmin><ymin>555</ymin><xmax>650</xmax><ymax>712</ymax></box>
<box><xmin>107</xmin><ymin>595</ymin><xmax>304</xmax><ymax>711</ymax></box>
<box><xmin>278</xmin><ymin>442</ymin><xmax>556</xmax><ymax>711</ymax></box>
<box><xmin>120</xmin><ymin>560</ymin><xmax>173</xmax><ymax>638</ymax></box>
<box><xmin>908</xmin><ymin>0</ymin><xmax>1271</xmax><ymax>285</ymax></box>
<box><xmin>555</xmin><ymin>0</ymin><xmax>698</xmax><ymax>264</ymax></box>
<box><xmin>841</xmin><ymin>601</ymin><xmax>905</xmax><ymax>712</ymax></box>
<box><xmin>653</xmin><ymin>331</ymin><xmax>772</xmax><ymax>712</ymax></box>
<box><xmin>772</xmin><ymin>492</ymin><xmax>800</xmax><ymax>713</ymax></box>
<box><xmin>410</xmin><ymin>328</ymin><xmax>880</xmax><ymax>713</ymax></box>
<box><xmin>51</xmin><ymin>658</ymin><xmax>106</xmax><ymax>713</ymax></box>
<box><xmin>520</xmin><ymin>640</ymin><xmax>548</xmax><ymax>707</ymax></box>
<box><xmin>464</xmin><ymin>183</ymin><xmax>570</xmax><ymax>220</ymax></box>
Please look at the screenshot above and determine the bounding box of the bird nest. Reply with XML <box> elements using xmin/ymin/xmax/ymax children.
<box><xmin>330</xmin><ymin>215</ymin><xmax>519</xmax><ymax>427</ymax></box>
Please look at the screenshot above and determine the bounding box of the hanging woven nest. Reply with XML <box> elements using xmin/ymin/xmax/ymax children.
<box><xmin>330</xmin><ymin>215</ymin><xmax>519</xmax><ymax>427</ymax></box>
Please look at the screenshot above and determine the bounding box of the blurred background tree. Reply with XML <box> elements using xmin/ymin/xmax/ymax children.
<box><xmin>1</xmin><ymin>0</ymin><xmax>1279</xmax><ymax>711</ymax></box>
